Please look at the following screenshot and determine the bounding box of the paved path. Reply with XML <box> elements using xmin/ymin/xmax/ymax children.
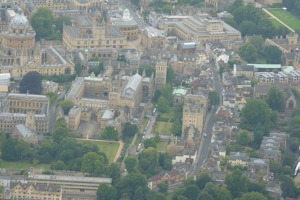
<box><xmin>77</xmin><ymin>138</ymin><xmax>124</xmax><ymax>163</ymax></box>
<box><xmin>262</xmin><ymin>8</ymin><xmax>295</xmax><ymax>32</ymax></box>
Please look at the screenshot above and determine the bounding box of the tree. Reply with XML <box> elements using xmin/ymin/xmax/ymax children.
<box><xmin>116</xmin><ymin>173</ymin><xmax>149</xmax><ymax>200</ymax></box>
<box><xmin>138</xmin><ymin>147</ymin><xmax>160</xmax><ymax>175</ymax></box>
<box><xmin>280</xmin><ymin>176</ymin><xmax>299</xmax><ymax>198</ymax></box>
<box><xmin>237</xmin><ymin>130</ymin><xmax>252</xmax><ymax>146</ymax></box>
<box><xmin>161</xmin><ymin>85</ymin><xmax>173</xmax><ymax>104</ymax></box>
<box><xmin>31</xmin><ymin>8</ymin><xmax>54</xmax><ymax>39</ymax></box>
<box><xmin>144</xmin><ymin>138</ymin><xmax>157</xmax><ymax>149</ymax></box>
<box><xmin>239</xmin><ymin>20</ymin><xmax>257</xmax><ymax>36</ymax></box>
<box><xmin>197</xmin><ymin>191</ymin><xmax>214</xmax><ymax>200</ymax></box>
<box><xmin>166</xmin><ymin>67</ymin><xmax>175</xmax><ymax>84</ymax></box>
<box><xmin>19</xmin><ymin>71</ymin><xmax>42</xmax><ymax>94</ymax></box>
<box><xmin>203</xmin><ymin>182</ymin><xmax>232</xmax><ymax>200</ymax></box>
<box><xmin>97</xmin><ymin>184</ymin><xmax>117</xmax><ymax>200</ymax></box>
<box><xmin>153</xmin><ymin>90</ymin><xmax>161</xmax><ymax>103</ymax></box>
<box><xmin>158</xmin><ymin>183</ymin><xmax>168</xmax><ymax>193</ymax></box>
<box><xmin>52</xmin><ymin>117</ymin><xmax>68</xmax><ymax>143</ymax></box>
<box><xmin>59</xmin><ymin>99</ymin><xmax>74</xmax><ymax>115</ymax></box>
<box><xmin>239</xmin><ymin>192</ymin><xmax>267</xmax><ymax>200</ymax></box>
<box><xmin>107</xmin><ymin>163</ymin><xmax>121</xmax><ymax>186</ymax></box>
<box><xmin>157</xmin><ymin>96</ymin><xmax>170</xmax><ymax>113</ymax></box>
<box><xmin>241</xmin><ymin>99</ymin><xmax>271</xmax><ymax>130</ymax></box>
<box><xmin>182</xmin><ymin>185</ymin><xmax>200</xmax><ymax>200</ymax></box>
<box><xmin>124</xmin><ymin>156</ymin><xmax>138</xmax><ymax>173</ymax></box>
<box><xmin>75</xmin><ymin>63</ymin><xmax>82</xmax><ymax>75</ymax></box>
<box><xmin>122</xmin><ymin>122</ymin><xmax>138</xmax><ymax>138</ymax></box>
<box><xmin>2</xmin><ymin>138</ymin><xmax>33</xmax><ymax>161</ymax></box>
<box><xmin>54</xmin><ymin>16</ymin><xmax>71</xmax><ymax>33</ymax></box>
<box><xmin>264</xmin><ymin>45</ymin><xmax>282</xmax><ymax>64</ymax></box>
<box><xmin>208</xmin><ymin>90</ymin><xmax>220</xmax><ymax>107</ymax></box>
<box><xmin>239</xmin><ymin>42</ymin><xmax>258</xmax><ymax>63</ymax></box>
<box><xmin>81</xmin><ymin>152</ymin><xmax>107</xmax><ymax>176</ymax></box>
<box><xmin>196</xmin><ymin>172</ymin><xmax>212</xmax><ymax>190</ymax></box>
<box><xmin>266</xmin><ymin>87</ymin><xmax>285</xmax><ymax>112</ymax></box>
<box><xmin>253</xmin><ymin>123</ymin><xmax>264</xmax><ymax>148</ymax></box>
<box><xmin>51</xmin><ymin>160</ymin><xmax>66</xmax><ymax>170</ymax></box>
<box><xmin>102</xmin><ymin>126</ymin><xmax>118</xmax><ymax>140</ymax></box>
<box><xmin>225</xmin><ymin>169</ymin><xmax>248</xmax><ymax>198</ymax></box>
<box><xmin>159</xmin><ymin>152</ymin><xmax>172</xmax><ymax>170</ymax></box>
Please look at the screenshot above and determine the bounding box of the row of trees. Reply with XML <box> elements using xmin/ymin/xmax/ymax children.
<box><xmin>227</xmin><ymin>0</ymin><xmax>290</xmax><ymax>38</ymax></box>
<box><xmin>239</xmin><ymin>36</ymin><xmax>282</xmax><ymax>63</ymax></box>
<box><xmin>97</xmin><ymin>168</ymin><xmax>272</xmax><ymax>200</ymax></box>
<box><xmin>283</xmin><ymin>0</ymin><xmax>300</xmax><ymax>17</ymax></box>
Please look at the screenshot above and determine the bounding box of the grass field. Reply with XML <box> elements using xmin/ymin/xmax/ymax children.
<box><xmin>266</xmin><ymin>8</ymin><xmax>300</xmax><ymax>30</ymax></box>
<box><xmin>1</xmin><ymin>161</ymin><xmax>51</xmax><ymax>170</ymax></box>
<box><xmin>270</xmin><ymin>18</ymin><xmax>283</xmax><ymax>28</ymax></box>
<box><xmin>157</xmin><ymin>141</ymin><xmax>168</xmax><ymax>152</ymax></box>
<box><xmin>77</xmin><ymin>139</ymin><xmax>120</xmax><ymax>163</ymax></box>
<box><xmin>154</xmin><ymin>122</ymin><xmax>173</xmax><ymax>134</ymax></box>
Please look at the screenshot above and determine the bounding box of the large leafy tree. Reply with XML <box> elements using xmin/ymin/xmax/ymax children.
<box><xmin>31</xmin><ymin>8</ymin><xmax>54</xmax><ymax>39</ymax></box>
<box><xmin>208</xmin><ymin>90</ymin><xmax>220</xmax><ymax>107</ymax></box>
<box><xmin>2</xmin><ymin>138</ymin><xmax>33</xmax><ymax>161</ymax></box>
<box><xmin>253</xmin><ymin>123</ymin><xmax>264</xmax><ymax>148</ymax></box>
<box><xmin>138</xmin><ymin>147</ymin><xmax>160</xmax><ymax>175</ymax></box>
<box><xmin>266</xmin><ymin>87</ymin><xmax>285</xmax><ymax>112</ymax></box>
<box><xmin>237</xmin><ymin>130</ymin><xmax>252</xmax><ymax>146</ymax></box>
<box><xmin>124</xmin><ymin>156</ymin><xmax>138</xmax><ymax>173</ymax></box>
<box><xmin>97</xmin><ymin>184</ymin><xmax>116</xmax><ymax>200</ymax></box>
<box><xmin>239</xmin><ymin>42</ymin><xmax>257</xmax><ymax>63</ymax></box>
<box><xmin>225</xmin><ymin>169</ymin><xmax>248</xmax><ymax>198</ymax></box>
<box><xmin>54</xmin><ymin>16</ymin><xmax>71</xmax><ymax>33</ymax></box>
<box><xmin>264</xmin><ymin>45</ymin><xmax>282</xmax><ymax>64</ymax></box>
<box><xmin>19</xmin><ymin>71</ymin><xmax>42</xmax><ymax>94</ymax></box>
<box><xmin>106</xmin><ymin>163</ymin><xmax>121</xmax><ymax>186</ymax></box>
<box><xmin>158</xmin><ymin>152</ymin><xmax>172</xmax><ymax>170</ymax></box>
<box><xmin>81</xmin><ymin>152</ymin><xmax>107</xmax><ymax>176</ymax></box>
<box><xmin>52</xmin><ymin>117</ymin><xmax>68</xmax><ymax>143</ymax></box>
<box><xmin>239</xmin><ymin>192</ymin><xmax>268</xmax><ymax>200</ymax></box>
<box><xmin>59</xmin><ymin>99</ymin><xmax>74</xmax><ymax>115</ymax></box>
<box><xmin>101</xmin><ymin>126</ymin><xmax>118</xmax><ymax>140</ymax></box>
<box><xmin>157</xmin><ymin>96</ymin><xmax>170</xmax><ymax>113</ymax></box>
<box><xmin>241</xmin><ymin>99</ymin><xmax>272</xmax><ymax>130</ymax></box>
<box><xmin>122</xmin><ymin>122</ymin><xmax>138</xmax><ymax>138</ymax></box>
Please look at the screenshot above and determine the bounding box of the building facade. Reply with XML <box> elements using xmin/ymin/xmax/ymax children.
<box><xmin>155</xmin><ymin>60</ymin><xmax>167</xmax><ymax>88</ymax></box>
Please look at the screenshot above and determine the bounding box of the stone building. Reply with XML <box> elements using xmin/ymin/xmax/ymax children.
<box><xmin>0</xmin><ymin>11</ymin><xmax>75</xmax><ymax>78</ymax></box>
<box><xmin>158</xmin><ymin>15</ymin><xmax>241</xmax><ymax>44</ymax></box>
<box><xmin>141</xmin><ymin>26</ymin><xmax>166</xmax><ymax>49</ymax></box>
<box><xmin>155</xmin><ymin>60</ymin><xmax>168</xmax><ymax>89</ymax></box>
<box><xmin>62</xmin><ymin>12</ymin><xmax>127</xmax><ymax>50</ymax></box>
<box><xmin>182</xmin><ymin>94</ymin><xmax>207</xmax><ymax>142</ymax></box>
<box><xmin>111</xmin><ymin>9</ymin><xmax>138</xmax><ymax>41</ymax></box>
<box><xmin>13</xmin><ymin>124</ymin><xmax>38</xmax><ymax>146</ymax></box>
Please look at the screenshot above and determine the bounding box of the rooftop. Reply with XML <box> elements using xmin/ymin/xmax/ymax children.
<box><xmin>8</xmin><ymin>93</ymin><xmax>49</xmax><ymax>101</ymax></box>
<box><xmin>173</xmin><ymin>87</ymin><xmax>188</xmax><ymax>96</ymax></box>
<box><xmin>15</xmin><ymin>124</ymin><xmax>36</xmax><ymax>137</ymax></box>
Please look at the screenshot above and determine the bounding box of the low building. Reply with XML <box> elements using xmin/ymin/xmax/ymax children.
<box><xmin>68</xmin><ymin>107</ymin><xmax>81</xmax><ymax>131</ymax></box>
<box><xmin>0</xmin><ymin>73</ymin><xmax>11</xmax><ymax>92</ymax></box>
<box><xmin>13</xmin><ymin>124</ymin><xmax>38</xmax><ymax>146</ymax></box>
<box><xmin>148</xmin><ymin>169</ymin><xmax>187</xmax><ymax>191</ymax></box>
<box><xmin>228</xmin><ymin>152</ymin><xmax>249</xmax><ymax>167</ymax></box>
<box><xmin>172</xmin><ymin>148</ymin><xmax>197</xmax><ymax>164</ymax></box>
<box><xmin>233</xmin><ymin>65</ymin><xmax>255</xmax><ymax>79</ymax></box>
<box><xmin>248</xmin><ymin>158</ymin><xmax>269</xmax><ymax>181</ymax></box>
<box><xmin>42</xmin><ymin>80</ymin><xmax>58</xmax><ymax>94</ymax></box>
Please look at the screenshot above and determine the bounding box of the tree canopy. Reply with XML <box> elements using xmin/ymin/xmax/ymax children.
<box><xmin>31</xmin><ymin>8</ymin><xmax>54</xmax><ymax>40</ymax></box>
<box><xmin>266</xmin><ymin>87</ymin><xmax>285</xmax><ymax>112</ymax></box>
<box><xmin>264</xmin><ymin>45</ymin><xmax>282</xmax><ymax>64</ymax></box>
<box><xmin>138</xmin><ymin>147</ymin><xmax>160</xmax><ymax>175</ymax></box>
<box><xmin>19</xmin><ymin>71</ymin><xmax>42</xmax><ymax>94</ymax></box>
<box><xmin>102</xmin><ymin>126</ymin><xmax>119</xmax><ymax>140</ymax></box>
<box><xmin>97</xmin><ymin>183</ymin><xmax>117</xmax><ymax>200</ymax></box>
<box><xmin>122</xmin><ymin>122</ymin><xmax>138</xmax><ymax>138</ymax></box>
<box><xmin>208</xmin><ymin>90</ymin><xmax>220</xmax><ymax>107</ymax></box>
<box><xmin>59</xmin><ymin>99</ymin><xmax>74</xmax><ymax>115</ymax></box>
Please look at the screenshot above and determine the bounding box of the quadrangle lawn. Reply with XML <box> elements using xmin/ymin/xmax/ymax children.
<box><xmin>154</xmin><ymin>121</ymin><xmax>173</xmax><ymax>134</ymax></box>
<box><xmin>157</xmin><ymin>141</ymin><xmax>168</xmax><ymax>152</ymax></box>
<box><xmin>77</xmin><ymin>139</ymin><xmax>120</xmax><ymax>163</ymax></box>
<box><xmin>266</xmin><ymin>8</ymin><xmax>300</xmax><ymax>31</ymax></box>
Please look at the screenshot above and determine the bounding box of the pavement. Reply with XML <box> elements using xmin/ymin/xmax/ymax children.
<box><xmin>192</xmin><ymin>64</ymin><xmax>223</xmax><ymax>175</ymax></box>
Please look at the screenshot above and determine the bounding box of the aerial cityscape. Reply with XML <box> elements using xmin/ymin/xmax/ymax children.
<box><xmin>0</xmin><ymin>0</ymin><xmax>299</xmax><ymax>199</ymax></box>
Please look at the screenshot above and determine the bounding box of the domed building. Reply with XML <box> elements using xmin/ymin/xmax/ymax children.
<box><xmin>112</xmin><ymin>8</ymin><xmax>138</xmax><ymax>41</ymax></box>
<box><xmin>0</xmin><ymin>12</ymin><xmax>74</xmax><ymax>78</ymax></box>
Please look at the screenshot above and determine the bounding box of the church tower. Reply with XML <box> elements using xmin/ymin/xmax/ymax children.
<box><xmin>155</xmin><ymin>60</ymin><xmax>167</xmax><ymax>89</ymax></box>
<box><xmin>25</xmin><ymin>111</ymin><xmax>36</xmax><ymax>132</ymax></box>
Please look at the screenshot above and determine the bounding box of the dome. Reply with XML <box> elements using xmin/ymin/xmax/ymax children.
<box><xmin>10</xmin><ymin>14</ymin><xmax>29</xmax><ymax>30</ymax></box>
<box><xmin>123</xmin><ymin>9</ymin><xmax>131</xmax><ymax>21</ymax></box>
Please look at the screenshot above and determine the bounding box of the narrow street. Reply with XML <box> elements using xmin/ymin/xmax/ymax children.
<box><xmin>192</xmin><ymin>64</ymin><xmax>223</xmax><ymax>175</ymax></box>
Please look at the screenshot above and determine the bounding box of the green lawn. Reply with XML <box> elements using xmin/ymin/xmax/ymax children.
<box><xmin>154</xmin><ymin>122</ymin><xmax>173</xmax><ymax>134</ymax></box>
<box><xmin>77</xmin><ymin>139</ymin><xmax>120</xmax><ymax>163</ymax></box>
<box><xmin>1</xmin><ymin>161</ymin><xmax>51</xmax><ymax>170</ymax></box>
<box><xmin>157</xmin><ymin>141</ymin><xmax>168</xmax><ymax>152</ymax></box>
<box><xmin>266</xmin><ymin>8</ymin><xmax>300</xmax><ymax>30</ymax></box>
<box><xmin>270</xmin><ymin>17</ymin><xmax>283</xmax><ymax>28</ymax></box>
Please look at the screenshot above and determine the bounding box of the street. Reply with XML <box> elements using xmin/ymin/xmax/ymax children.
<box><xmin>192</xmin><ymin>65</ymin><xmax>223</xmax><ymax>175</ymax></box>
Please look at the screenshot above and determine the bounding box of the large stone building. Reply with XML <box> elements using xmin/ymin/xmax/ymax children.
<box><xmin>141</xmin><ymin>26</ymin><xmax>166</xmax><ymax>49</ymax></box>
<box><xmin>66</xmin><ymin>72</ymin><xmax>154</xmax><ymax>130</ymax></box>
<box><xmin>0</xmin><ymin>10</ymin><xmax>75</xmax><ymax>78</ymax></box>
<box><xmin>155</xmin><ymin>60</ymin><xmax>168</xmax><ymax>88</ymax></box>
<box><xmin>111</xmin><ymin>9</ymin><xmax>139</xmax><ymax>41</ymax></box>
<box><xmin>0</xmin><ymin>93</ymin><xmax>50</xmax><ymax>133</ymax></box>
<box><xmin>4</xmin><ymin>173</ymin><xmax>112</xmax><ymax>200</ymax></box>
<box><xmin>158</xmin><ymin>14</ymin><xmax>241</xmax><ymax>44</ymax></box>
<box><xmin>182</xmin><ymin>94</ymin><xmax>207</xmax><ymax>147</ymax></box>
<box><xmin>62</xmin><ymin>12</ymin><xmax>127</xmax><ymax>50</ymax></box>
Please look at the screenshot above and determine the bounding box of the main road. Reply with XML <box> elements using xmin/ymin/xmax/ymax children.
<box><xmin>192</xmin><ymin>63</ymin><xmax>223</xmax><ymax>175</ymax></box>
